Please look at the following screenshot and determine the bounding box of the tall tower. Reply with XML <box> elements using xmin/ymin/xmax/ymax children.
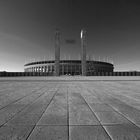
<box><xmin>81</xmin><ymin>29</ymin><xmax>87</xmax><ymax>76</ymax></box>
<box><xmin>54</xmin><ymin>29</ymin><xmax>60</xmax><ymax>76</ymax></box>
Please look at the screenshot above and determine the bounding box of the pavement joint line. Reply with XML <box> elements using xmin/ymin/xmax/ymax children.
<box><xmin>0</xmin><ymin>87</ymin><xmax>50</xmax><ymax>128</ymax></box>
<box><xmin>25</xmin><ymin>87</ymin><xmax>59</xmax><ymax>140</ymax></box>
<box><xmin>2</xmin><ymin>124</ymin><xmax>134</xmax><ymax>126</ymax></box>
<box><xmin>67</xmin><ymin>86</ymin><xmax>69</xmax><ymax>140</ymax></box>
<box><xmin>78</xmin><ymin>86</ymin><xmax>113</xmax><ymax>140</ymax></box>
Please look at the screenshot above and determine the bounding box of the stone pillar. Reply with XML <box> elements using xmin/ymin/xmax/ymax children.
<box><xmin>62</xmin><ymin>64</ymin><xmax>64</xmax><ymax>75</ymax></box>
<box><xmin>42</xmin><ymin>66</ymin><xmax>43</xmax><ymax>73</ymax></box>
<box><xmin>51</xmin><ymin>65</ymin><xmax>52</xmax><ymax>73</ymax></box>
<box><xmin>54</xmin><ymin>29</ymin><xmax>60</xmax><ymax>76</ymax></box>
<box><xmin>46</xmin><ymin>65</ymin><xmax>48</xmax><ymax>73</ymax></box>
<box><xmin>44</xmin><ymin>66</ymin><xmax>46</xmax><ymax>72</ymax></box>
<box><xmin>81</xmin><ymin>29</ymin><xmax>87</xmax><ymax>76</ymax></box>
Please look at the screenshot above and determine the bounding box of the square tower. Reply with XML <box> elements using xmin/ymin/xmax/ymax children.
<box><xmin>54</xmin><ymin>29</ymin><xmax>60</xmax><ymax>76</ymax></box>
<box><xmin>81</xmin><ymin>29</ymin><xmax>87</xmax><ymax>76</ymax></box>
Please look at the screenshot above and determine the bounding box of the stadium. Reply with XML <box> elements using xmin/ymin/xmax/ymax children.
<box><xmin>24</xmin><ymin>29</ymin><xmax>114</xmax><ymax>76</ymax></box>
<box><xmin>24</xmin><ymin>60</ymin><xmax>114</xmax><ymax>76</ymax></box>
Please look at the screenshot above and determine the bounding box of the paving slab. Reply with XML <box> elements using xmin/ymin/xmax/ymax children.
<box><xmin>0</xmin><ymin>104</ymin><xmax>25</xmax><ymax>126</ymax></box>
<box><xmin>8</xmin><ymin>91</ymin><xmax>56</xmax><ymax>125</ymax></box>
<box><xmin>69</xmin><ymin>125</ymin><xmax>111</xmax><ymax>140</ymax></box>
<box><xmin>95</xmin><ymin>111</ymin><xmax>130</xmax><ymax>125</ymax></box>
<box><xmin>0</xmin><ymin>90</ymin><xmax>46</xmax><ymax>126</ymax></box>
<box><xmin>38</xmin><ymin>91</ymin><xmax>67</xmax><ymax>125</ymax></box>
<box><xmin>8</xmin><ymin>113</ymin><xmax>42</xmax><ymax>125</ymax></box>
<box><xmin>88</xmin><ymin>103</ymin><xmax>115</xmax><ymax>112</ymax></box>
<box><xmin>69</xmin><ymin>92</ymin><xmax>100</xmax><ymax>125</ymax></box>
<box><xmin>104</xmin><ymin>124</ymin><xmax>140</xmax><ymax>140</ymax></box>
<box><xmin>27</xmin><ymin>126</ymin><xmax>68</xmax><ymax>140</ymax></box>
<box><xmin>106</xmin><ymin>97</ymin><xmax>140</xmax><ymax>125</ymax></box>
<box><xmin>81</xmin><ymin>95</ymin><xmax>103</xmax><ymax>104</ymax></box>
<box><xmin>0</xmin><ymin>124</ymin><xmax>34</xmax><ymax>140</ymax></box>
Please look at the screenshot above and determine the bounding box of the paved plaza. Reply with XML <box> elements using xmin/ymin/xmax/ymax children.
<box><xmin>0</xmin><ymin>77</ymin><xmax>140</xmax><ymax>140</ymax></box>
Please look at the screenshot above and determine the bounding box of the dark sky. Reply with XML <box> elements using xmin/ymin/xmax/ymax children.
<box><xmin>0</xmin><ymin>0</ymin><xmax>140</xmax><ymax>71</ymax></box>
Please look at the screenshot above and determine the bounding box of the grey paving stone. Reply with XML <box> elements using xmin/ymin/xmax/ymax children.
<box><xmin>69</xmin><ymin>92</ymin><xmax>100</xmax><ymax>125</ymax></box>
<box><xmin>0</xmin><ymin>104</ymin><xmax>25</xmax><ymax>126</ymax></box>
<box><xmin>104</xmin><ymin>124</ymin><xmax>140</xmax><ymax>140</ymax></box>
<box><xmin>39</xmin><ymin>113</ymin><xmax>67</xmax><ymax>125</ymax></box>
<box><xmin>0</xmin><ymin>124</ymin><xmax>34</xmax><ymax>140</ymax></box>
<box><xmin>95</xmin><ymin>111</ymin><xmax>130</xmax><ymax>125</ymax></box>
<box><xmin>81</xmin><ymin>95</ymin><xmax>103</xmax><ymax>104</ymax></box>
<box><xmin>89</xmin><ymin>103</ymin><xmax>115</xmax><ymax>112</ymax></box>
<box><xmin>8</xmin><ymin>113</ymin><xmax>42</xmax><ymax>125</ymax></box>
<box><xmin>27</xmin><ymin>126</ymin><xmax>68</xmax><ymax>140</ymax></box>
<box><xmin>22</xmin><ymin>104</ymin><xmax>47</xmax><ymax>114</ymax></box>
<box><xmin>69</xmin><ymin>92</ymin><xmax>85</xmax><ymax>104</ymax></box>
<box><xmin>69</xmin><ymin>125</ymin><xmax>111</xmax><ymax>140</ymax></box>
<box><xmin>13</xmin><ymin>92</ymin><xmax>43</xmax><ymax>105</ymax></box>
<box><xmin>121</xmin><ymin>109</ymin><xmax>140</xmax><ymax>125</ymax></box>
<box><xmin>107</xmin><ymin>98</ymin><xmax>140</xmax><ymax>125</ymax></box>
<box><xmin>7</xmin><ymin>92</ymin><xmax>56</xmax><ymax>125</ymax></box>
<box><xmin>0</xmin><ymin>86</ymin><xmax>39</xmax><ymax>107</ymax></box>
<box><xmin>38</xmin><ymin>92</ymin><xmax>67</xmax><ymax>125</ymax></box>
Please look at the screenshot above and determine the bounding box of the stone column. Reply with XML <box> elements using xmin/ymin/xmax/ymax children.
<box><xmin>54</xmin><ymin>29</ymin><xmax>60</xmax><ymax>76</ymax></box>
<box><xmin>44</xmin><ymin>66</ymin><xmax>46</xmax><ymax>72</ymax></box>
<box><xmin>62</xmin><ymin>64</ymin><xmax>64</xmax><ymax>75</ymax></box>
<box><xmin>46</xmin><ymin>65</ymin><xmax>48</xmax><ymax>73</ymax></box>
<box><xmin>81</xmin><ymin>29</ymin><xmax>87</xmax><ymax>76</ymax></box>
<box><xmin>42</xmin><ymin>66</ymin><xmax>43</xmax><ymax>73</ymax></box>
<box><xmin>50</xmin><ymin>65</ymin><xmax>52</xmax><ymax>74</ymax></box>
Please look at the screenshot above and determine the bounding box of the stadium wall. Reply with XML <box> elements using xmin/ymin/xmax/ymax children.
<box><xmin>0</xmin><ymin>71</ymin><xmax>140</xmax><ymax>77</ymax></box>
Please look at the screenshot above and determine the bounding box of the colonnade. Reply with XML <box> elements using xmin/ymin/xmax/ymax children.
<box><xmin>59</xmin><ymin>64</ymin><xmax>81</xmax><ymax>75</ymax></box>
<box><xmin>24</xmin><ymin>61</ymin><xmax>114</xmax><ymax>76</ymax></box>
<box><xmin>25</xmin><ymin>65</ymin><xmax>54</xmax><ymax>73</ymax></box>
<box><xmin>25</xmin><ymin>64</ymin><xmax>82</xmax><ymax>75</ymax></box>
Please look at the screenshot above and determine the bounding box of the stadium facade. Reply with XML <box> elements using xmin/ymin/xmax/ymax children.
<box><xmin>24</xmin><ymin>60</ymin><xmax>114</xmax><ymax>75</ymax></box>
<box><xmin>24</xmin><ymin>29</ymin><xmax>114</xmax><ymax>76</ymax></box>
